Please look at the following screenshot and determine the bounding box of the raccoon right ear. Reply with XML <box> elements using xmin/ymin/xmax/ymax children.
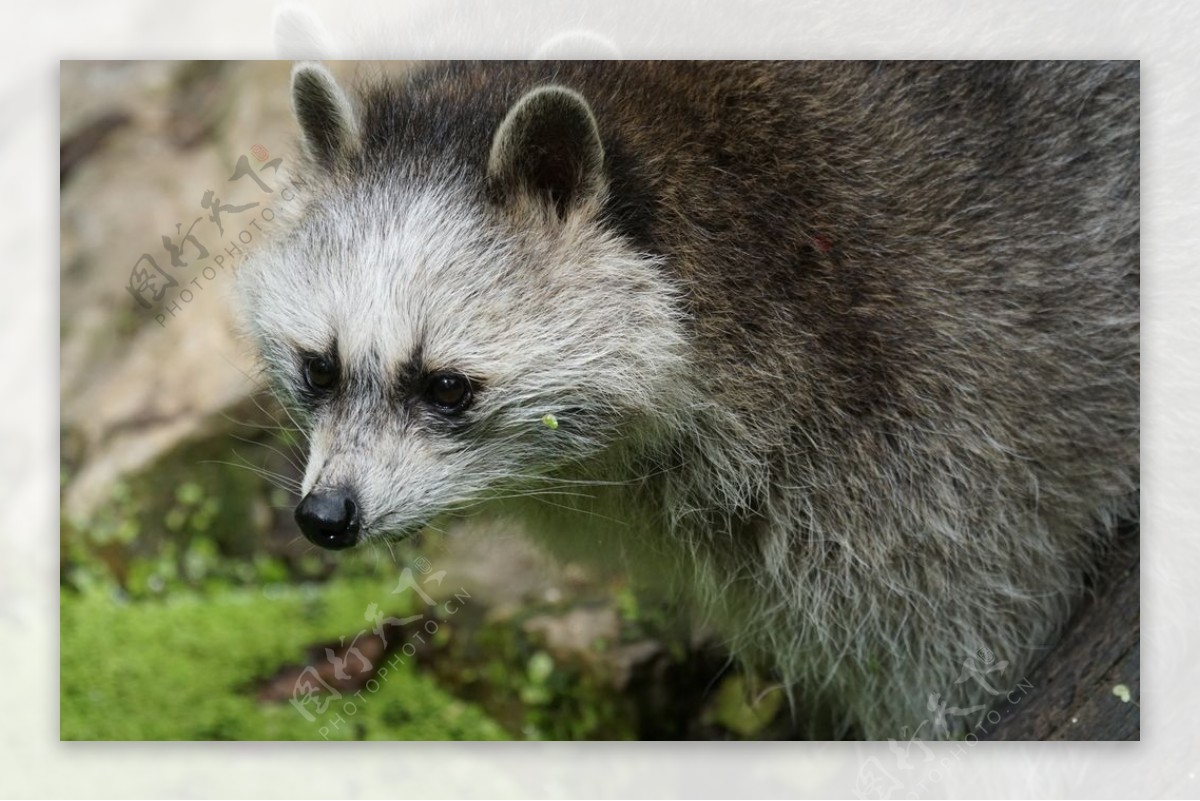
<box><xmin>487</xmin><ymin>86</ymin><xmax>606</xmax><ymax>219</ymax></box>
<box><xmin>291</xmin><ymin>62</ymin><xmax>358</xmax><ymax>170</ymax></box>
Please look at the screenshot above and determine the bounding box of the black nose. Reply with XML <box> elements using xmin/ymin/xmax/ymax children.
<box><xmin>294</xmin><ymin>488</ymin><xmax>361</xmax><ymax>550</ymax></box>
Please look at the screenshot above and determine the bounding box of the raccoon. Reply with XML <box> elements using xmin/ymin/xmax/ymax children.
<box><xmin>237</xmin><ymin>61</ymin><xmax>1139</xmax><ymax>739</ymax></box>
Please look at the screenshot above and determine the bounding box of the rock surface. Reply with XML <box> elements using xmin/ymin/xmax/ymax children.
<box><xmin>61</xmin><ymin>61</ymin><xmax>294</xmax><ymax>518</ymax></box>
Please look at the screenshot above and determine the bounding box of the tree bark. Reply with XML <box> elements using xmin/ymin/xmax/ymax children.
<box><xmin>984</xmin><ymin>523</ymin><xmax>1140</xmax><ymax>740</ymax></box>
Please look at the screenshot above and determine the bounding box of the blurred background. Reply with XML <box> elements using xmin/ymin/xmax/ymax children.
<box><xmin>58</xmin><ymin>60</ymin><xmax>786</xmax><ymax>741</ymax></box>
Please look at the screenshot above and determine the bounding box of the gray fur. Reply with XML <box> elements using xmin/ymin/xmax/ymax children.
<box><xmin>238</xmin><ymin>61</ymin><xmax>1139</xmax><ymax>739</ymax></box>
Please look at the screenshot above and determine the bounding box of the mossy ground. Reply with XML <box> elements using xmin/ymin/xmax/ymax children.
<box><xmin>61</xmin><ymin>577</ymin><xmax>508</xmax><ymax>741</ymax></box>
<box><xmin>60</xmin><ymin>423</ymin><xmax>778</xmax><ymax>741</ymax></box>
<box><xmin>61</xmin><ymin>427</ymin><xmax>506</xmax><ymax>741</ymax></box>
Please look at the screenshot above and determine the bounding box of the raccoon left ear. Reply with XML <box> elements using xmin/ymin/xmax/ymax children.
<box><xmin>291</xmin><ymin>62</ymin><xmax>358</xmax><ymax>170</ymax></box>
<box><xmin>487</xmin><ymin>86</ymin><xmax>605</xmax><ymax>218</ymax></box>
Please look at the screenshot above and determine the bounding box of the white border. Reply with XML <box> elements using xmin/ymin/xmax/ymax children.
<box><xmin>9</xmin><ymin>0</ymin><xmax>1199</xmax><ymax>797</ymax></box>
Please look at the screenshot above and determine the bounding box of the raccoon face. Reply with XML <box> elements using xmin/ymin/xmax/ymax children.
<box><xmin>237</xmin><ymin>63</ymin><xmax>689</xmax><ymax>549</ymax></box>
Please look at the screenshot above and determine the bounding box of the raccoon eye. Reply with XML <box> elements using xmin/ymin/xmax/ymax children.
<box><xmin>425</xmin><ymin>372</ymin><xmax>472</xmax><ymax>414</ymax></box>
<box><xmin>303</xmin><ymin>354</ymin><xmax>339</xmax><ymax>392</ymax></box>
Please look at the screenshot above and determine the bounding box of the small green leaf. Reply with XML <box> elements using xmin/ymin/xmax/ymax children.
<box><xmin>710</xmin><ymin>674</ymin><xmax>783</xmax><ymax>737</ymax></box>
<box><xmin>527</xmin><ymin>650</ymin><xmax>555</xmax><ymax>684</ymax></box>
<box><xmin>541</xmin><ymin>414</ymin><xmax>559</xmax><ymax>430</ymax></box>
<box><xmin>176</xmin><ymin>482</ymin><xmax>204</xmax><ymax>506</ymax></box>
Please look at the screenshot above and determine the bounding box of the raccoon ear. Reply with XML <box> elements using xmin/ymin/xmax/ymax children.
<box><xmin>487</xmin><ymin>86</ymin><xmax>605</xmax><ymax>218</ymax></box>
<box><xmin>291</xmin><ymin>62</ymin><xmax>358</xmax><ymax>170</ymax></box>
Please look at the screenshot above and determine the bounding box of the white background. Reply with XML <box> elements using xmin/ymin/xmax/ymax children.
<box><xmin>6</xmin><ymin>0</ymin><xmax>1198</xmax><ymax>797</ymax></box>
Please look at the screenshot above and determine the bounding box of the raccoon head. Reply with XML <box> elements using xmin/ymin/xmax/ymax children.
<box><xmin>238</xmin><ymin>63</ymin><xmax>690</xmax><ymax>550</ymax></box>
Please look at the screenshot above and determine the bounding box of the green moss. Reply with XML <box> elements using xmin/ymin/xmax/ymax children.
<box><xmin>60</xmin><ymin>577</ymin><xmax>508</xmax><ymax>741</ymax></box>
